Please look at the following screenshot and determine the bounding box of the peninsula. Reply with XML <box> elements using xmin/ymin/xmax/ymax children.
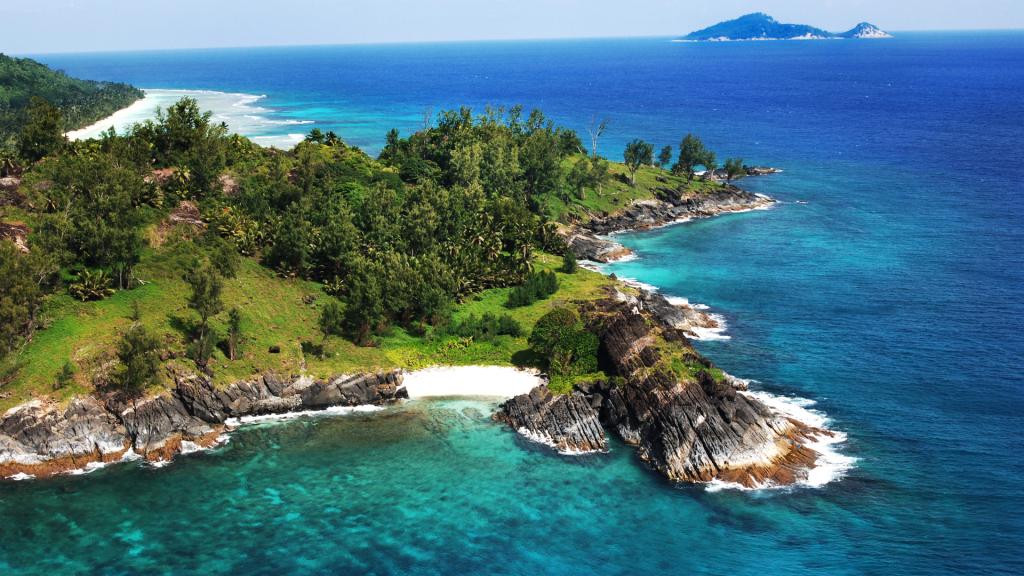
<box><xmin>0</xmin><ymin>59</ymin><xmax>837</xmax><ymax>489</ymax></box>
<box><xmin>680</xmin><ymin>13</ymin><xmax>892</xmax><ymax>42</ymax></box>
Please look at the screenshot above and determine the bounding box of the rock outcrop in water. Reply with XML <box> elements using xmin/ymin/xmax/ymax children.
<box><xmin>497</xmin><ymin>291</ymin><xmax>823</xmax><ymax>487</ymax></box>
<box><xmin>496</xmin><ymin>386</ymin><xmax>606</xmax><ymax>453</ymax></box>
<box><xmin>0</xmin><ymin>370</ymin><xmax>405</xmax><ymax>478</ymax></box>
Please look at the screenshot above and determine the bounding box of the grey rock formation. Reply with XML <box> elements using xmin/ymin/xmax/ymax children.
<box><xmin>0</xmin><ymin>398</ymin><xmax>128</xmax><ymax>467</ymax></box>
<box><xmin>496</xmin><ymin>386</ymin><xmax>606</xmax><ymax>453</ymax></box>
<box><xmin>563</xmin><ymin>230</ymin><xmax>632</xmax><ymax>263</ymax></box>
<box><xmin>585</xmin><ymin>185</ymin><xmax>773</xmax><ymax>236</ymax></box>
<box><xmin>0</xmin><ymin>370</ymin><xmax>406</xmax><ymax>477</ymax></box>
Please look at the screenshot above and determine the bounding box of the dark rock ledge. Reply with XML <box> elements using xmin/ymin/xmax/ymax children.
<box><xmin>0</xmin><ymin>370</ymin><xmax>405</xmax><ymax>478</ymax></box>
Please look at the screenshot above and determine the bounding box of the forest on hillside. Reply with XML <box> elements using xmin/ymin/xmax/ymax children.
<box><xmin>0</xmin><ymin>53</ymin><xmax>143</xmax><ymax>145</ymax></box>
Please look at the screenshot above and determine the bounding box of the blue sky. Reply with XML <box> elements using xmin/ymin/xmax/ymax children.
<box><xmin>3</xmin><ymin>0</ymin><xmax>1023</xmax><ymax>54</ymax></box>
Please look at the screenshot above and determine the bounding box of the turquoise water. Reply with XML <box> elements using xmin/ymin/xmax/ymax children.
<box><xmin>7</xmin><ymin>33</ymin><xmax>1023</xmax><ymax>574</ymax></box>
<box><xmin>0</xmin><ymin>400</ymin><xmax>907</xmax><ymax>575</ymax></box>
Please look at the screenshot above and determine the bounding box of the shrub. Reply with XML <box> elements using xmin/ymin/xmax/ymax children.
<box><xmin>506</xmin><ymin>270</ymin><xmax>559</xmax><ymax>308</ymax></box>
<box><xmin>319</xmin><ymin>300</ymin><xmax>345</xmax><ymax>338</ymax></box>
<box><xmin>188</xmin><ymin>326</ymin><xmax>218</xmax><ymax>368</ymax></box>
<box><xmin>529</xmin><ymin>307</ymin><xmax>599</xmax><ymax>379</ymax></box>
<box><xmin>207</xmin><ymin>234</ymin><xmax>240</xmax><ymax>279</ymax></box>
<box><xmin>561</xmin><ymin>251</ymin><xmax>578</xmax><ymax>274</ymax></box>
<box><xmin>69</xmin><ymin>268</ymin><xmax>114</xmax><ymax>301</ymax></box>
<box><xmin>449</xmin><ymin>312</ymin><xmax>523</xmax><ymax>342</ymax></box>
<box><xmin>114</xmin><ymin>323</ymin><xmax>161</xmax><ymax>397</ymax></box>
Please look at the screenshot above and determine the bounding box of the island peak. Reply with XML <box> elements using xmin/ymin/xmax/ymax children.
<box><xmin>680</xmin><ymin>13</ymin><xmax>892</xmax><ymax>42</ymax></box>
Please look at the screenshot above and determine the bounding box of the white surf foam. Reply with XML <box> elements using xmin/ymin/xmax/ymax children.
<box><xmin>665</xmin><ymin>296</ymin><xmax>710</xmax><ymax>311</ymax></box>
<box><xmin>6</xmin><ymin>472</ymin><xmax>35</xmax><ymax>481</ymax></box>
<box><xmin>66</xmin><ymin>461</ymin><xmax>110</xmax><ymax>476</ymax></box>
<box><xmin>515</xmin><ymin>427</ymin><xmax>606</xmax><ymax>456</ymax></box>
<box><xmin>224</xmin><ymin>404</ymin><xmax>384</xmax><ymax>426</ymax></box>
<box><xmin>615</xmin><ymin>276</ymin><xmax>660</xmax><ymax>293</ymax></box>
<box><xmin>67</xmin><ymin>88</ymin><xmax>315</xmax><ymax>149</ymax></box>
<box><xmin>703</xmin><ymin>388</ymin><xmax>856</xmax><ymax>492</ymax></box>
<box><xmin>687</xmin><ymin>312</ymin><xmax>731</xmax><ymax>341</ymax></box>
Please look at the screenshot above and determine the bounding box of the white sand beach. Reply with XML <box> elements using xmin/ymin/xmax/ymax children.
<box><xmin>66</xmin><ymin>92</ymin><xmax>163</xmax><ymax>140</ymax></box>
<box><xmin>403</xmin><ymin>366</ymin><xmax>543</xmax><ymax>399</ymax></box>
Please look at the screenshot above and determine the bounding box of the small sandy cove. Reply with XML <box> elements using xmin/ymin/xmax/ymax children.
<box><xmin>402</xmin><ymin>366</ymin><xmax>542</xmax><ymax>399</ymax></box>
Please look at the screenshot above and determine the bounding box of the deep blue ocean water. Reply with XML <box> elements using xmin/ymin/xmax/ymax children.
<box><xmin>3</xmin><ymin>33</ymin><xmax>1022</xmax><ymax>575</ymax></box>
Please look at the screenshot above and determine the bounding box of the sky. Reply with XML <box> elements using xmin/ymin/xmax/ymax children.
<box><xmin>2</xmin><ymin>0</ymin><xmax>1023</xmax><ymax>54</ymax></box>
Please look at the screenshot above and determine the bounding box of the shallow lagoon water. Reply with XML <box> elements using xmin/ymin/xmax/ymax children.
<box><xmin>8</xmin><ymin>33</ymin><xmax>1024</xmax><ymax>574</ymax></box>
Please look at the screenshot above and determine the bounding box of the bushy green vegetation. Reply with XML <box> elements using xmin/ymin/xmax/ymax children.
<box><xmin>0</xmin><ymin>94</ymin><xmax>726</xmax><ymax>406</ymax></box>
<box><xmin>0</xmin><ymin>53</ymin><xmax>143</xmax><ymax>146</ymax></box>
<box><xmin>113</xmin><ymin>322</ymin><xmax>161</xmax><ymax>397</ymax></box>
<box><xmin>447</xmin><ymin>312</ymin><xmax>522</xmax><ymax>341</ymax></box>
<box><xmin>506</xmin><ymin>270</ymin><xmax>559</xmax><ymax>308</ymax></box>
<box><xmin>528</xmin><ymin>307</ymin><xmax>600</xmax><ymax>389</ymax></box>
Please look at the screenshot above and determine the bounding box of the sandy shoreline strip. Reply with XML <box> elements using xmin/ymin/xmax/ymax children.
<box><xmin>66</xmin><ymin>91</ymin><xmax>160</xmax><ymax>140</ymax></box>
<box><xmin>403</xmin><ymin>366</ymin><xmax>543</xmax><ymax>399</ymax></box>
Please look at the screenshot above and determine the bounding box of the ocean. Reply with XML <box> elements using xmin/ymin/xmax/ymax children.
<box><xmin>3</xmin><ymin>33</ymin><xmax>1022</xmax><ymax>575</ymax></box>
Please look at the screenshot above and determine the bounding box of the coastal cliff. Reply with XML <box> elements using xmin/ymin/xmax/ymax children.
<box><xmin>0</xmin><ymin>370</ymin><xmax>405</xmax><ymax>478</ymax></box>
<box><xmin>498</xmin><ymin>290</ymin><xmax>825</xmax><ymax>488</ymax></box>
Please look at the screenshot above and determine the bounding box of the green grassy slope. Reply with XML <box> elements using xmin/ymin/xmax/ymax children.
<box><xmin>1</xmin><ymin>242</ymin><xmax>619</xmax><ymax>411</ymax></box>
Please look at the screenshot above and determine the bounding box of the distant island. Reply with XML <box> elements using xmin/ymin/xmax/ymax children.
<box><xmin>679</xmin><ymin>13</ymin><xmax>892</xmax><ymax>42</ymax></box>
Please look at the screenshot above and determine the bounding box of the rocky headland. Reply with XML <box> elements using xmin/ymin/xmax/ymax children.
<box><xmin>0</xmin><ymin>370</ymin><xmax>405</xmax><ymax>478</ymax></box>
<box><xmin>563</xmin><ymin>179</ymin><xmax>775</xmax><ymax>263</ymax></box>
<box><xmin>497</xmin><ymin>288</ymin><xmax>828</xmax><ymax>488</ymax></box>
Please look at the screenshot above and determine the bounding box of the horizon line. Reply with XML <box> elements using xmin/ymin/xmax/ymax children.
<box><xmin>9</xmin><ymin>27</ymin><xmax>1024</xmax><ymax>58</ymax></box>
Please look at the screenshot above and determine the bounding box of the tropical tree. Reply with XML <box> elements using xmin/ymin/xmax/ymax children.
<box><xmin>702</xmin><ymin>150</ymin><xmax>717</xmax><ymax>181</ymax></box>
<box><xmin>674</xmin><ymin>133</ymin><xmax>708</xmax><ymax>182</ymax></box>
<box><xmin>342</xmin><ymin>261</ymin><xmax>386</xmax><ymax>345</ymax></box>
<box><xmin>657</xmin><ymin>145</ymin><xmax>673</xmax><ymax>169</ymax></box>
<box><xmin>724</xmin><ymin>157</ymin><xmax>745</xmax><ymax>182</ymax></box>
<box><xmin>623</xmin><ymin>139</ymin><xmax>653</xmax><ymax>186</ymax></box>
<box><xmin>586</xmin><ymin>117</ymin><xmax>608</xmax><ymax>157</ymax></box>
<box><xmin>528</xmin><ymin>307</ymin><xmax>599</xmax><ymax>378</ymax></box>
<box><xmin>184</xmin><ymin>261</ymin><xmax>224</xmax><ymax>342</ymax></box>
<box><xmin>0</xmin><ymin>241</ymin><xmax>44</xmax><ymax>357</ymax></box>
<box><xmin>114</xmin><ymin>323</ymin><xmax>161</xmax><ymax>397</ymax></box>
